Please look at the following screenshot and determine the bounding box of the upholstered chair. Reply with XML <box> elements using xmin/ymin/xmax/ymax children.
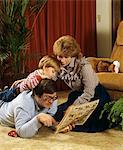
<box><xmin>88</xmin><ymin>21</ymin><xmax>123</xmax><ymax>100</ymax></box>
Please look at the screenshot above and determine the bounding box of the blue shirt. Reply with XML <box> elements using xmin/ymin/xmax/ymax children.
<box><xmin>0</xmin><ymin>91</ymin><xmax>57</xmax><ymax>138</ymax></box>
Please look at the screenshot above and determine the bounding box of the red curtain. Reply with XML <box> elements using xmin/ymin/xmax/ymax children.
<box><xmin>25</xmin><ymin>0</ymin><xmax>97</xmax><ymax>73</ymax></box>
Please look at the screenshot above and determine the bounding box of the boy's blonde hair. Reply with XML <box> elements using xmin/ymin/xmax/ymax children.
<box><xmin>38</xmin><ymin>55</ymin><xmax>61</xmax><ymax>73</ymax></box>
<box><xmin>53</xmin><ymin>35</ymin><xmax>82</xmax><ymax>58</ymax></box>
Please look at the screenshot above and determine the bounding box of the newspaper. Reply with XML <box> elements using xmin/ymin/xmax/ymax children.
<box><xmin>55</xmin><ymin>99</ymin><xmax>99</xmax><ymax>133</ymax></box>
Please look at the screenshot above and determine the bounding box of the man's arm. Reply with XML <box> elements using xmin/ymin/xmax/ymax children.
<box><xmin>47</xmin><ymin>100</ymin><xmax>58</xmax><ymax>116</ymax></box>
<box><xmin>14</xmin><ymin>107</ymin><xmax>42</xmax><ymax>138</ymax></box>
<box><xmin>14</xmin><ymin>107</ymin><xmax>56</xmax><ymax>138</ymax></box>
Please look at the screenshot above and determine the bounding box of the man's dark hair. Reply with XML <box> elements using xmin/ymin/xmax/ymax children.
<box><xmin>33</xmin><ymin>79</ymin><xmax>56</xmax><ymax>97</ymax></box>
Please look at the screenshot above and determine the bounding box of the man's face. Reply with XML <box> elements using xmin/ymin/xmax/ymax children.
<box><xmin>35</xmin><ymin>92</ymin><xmax>57</xmax><ymax>108</ymax></box>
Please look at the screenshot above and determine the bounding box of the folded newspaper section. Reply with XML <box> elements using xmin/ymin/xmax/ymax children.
<box><xmin>55</xmin><ymin>99</ymin><xmax>99</xmax><ymax>133</ymax></box>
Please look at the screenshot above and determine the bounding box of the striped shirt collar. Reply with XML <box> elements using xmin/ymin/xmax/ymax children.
<box><xmin>61</xmin><ymin>57</ymin><xmax>76</xmax><ymax>71</ymax></box>
<box><xmin>63</xmin><ymin>56</ymin><xmax>86</xmax><ymax>69</ymax></box>
<box><xmin>69</xmin><ymin>57</ymin><xmax>76</xmax><ymax>68</ymax></box>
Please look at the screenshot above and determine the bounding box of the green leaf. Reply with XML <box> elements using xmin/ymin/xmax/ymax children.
<box><xmin>22</xmin><ymin>0</ymin><xmax>29</xmax><ymax>16</ymax></box>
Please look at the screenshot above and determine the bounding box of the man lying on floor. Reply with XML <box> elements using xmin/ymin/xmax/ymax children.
<box><xmin>0</xmin><ymin>79</ymin><xmax>58</xmax><ymax>138</ymax></box>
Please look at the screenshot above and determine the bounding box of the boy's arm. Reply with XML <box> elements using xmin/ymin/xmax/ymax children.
<box><xmin>19</xmin><ymin>70</ymin><xmax>42</xmax><ymax>92</ymax></box>
<box><xmin>11</xmin><ymin>79</ymin><xmax>25</xmax><ymax>88</ymax></box>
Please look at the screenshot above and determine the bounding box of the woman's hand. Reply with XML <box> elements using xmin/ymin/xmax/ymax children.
<box><xmin>59</xmin><ymin>124</ymin><xmax>75</xmax><ymax>133</ymax></box>
<box><xmin>37</xmin><ymin>113</ymin><xmax>56</xmax><ymax>127</ymax></box>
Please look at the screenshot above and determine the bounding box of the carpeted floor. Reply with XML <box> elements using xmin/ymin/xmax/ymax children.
<box><xmin>0</xmin><ymin>91</ymin><xmax>123</xmax><ymax>150</ymax></box>
<box><xmin>0</xmin><ymin>126</ymin><xmax>123</xmax><ymax>150</ymax></box>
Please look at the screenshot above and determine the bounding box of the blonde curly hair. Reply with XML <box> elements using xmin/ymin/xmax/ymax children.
<box><xmin>38</xmin><ymin>55</ymin><xmax>61</xmax><ymax>73</ymax></box>
<box><xmin>53</xmin><ymin>35</ymin><xmax>82</xmax><ymax>58</ymax></box>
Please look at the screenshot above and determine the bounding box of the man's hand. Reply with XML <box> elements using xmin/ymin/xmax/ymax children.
<box><xmin>37</xmin><ymin>113</ymin><xmax>56</xmax><ymax>127</ymax></box>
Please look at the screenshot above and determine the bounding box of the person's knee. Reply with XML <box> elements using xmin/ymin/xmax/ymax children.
<box><xmin>68</xmin><ymin>91</ymin><xmax>82</xmax><ymax>104</ymax></box>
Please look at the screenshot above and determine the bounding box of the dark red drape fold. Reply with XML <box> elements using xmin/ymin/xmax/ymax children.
<box><xmin>25</xmin><ymin>0</ymin><xmax>97</xmax><ymax>73</ymax></box>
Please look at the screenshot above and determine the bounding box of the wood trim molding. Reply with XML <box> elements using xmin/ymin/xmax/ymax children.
<box><xmin>112</xmin><ymin>0</ymin><xmax>121</xmax><ymax>45</ymax></box>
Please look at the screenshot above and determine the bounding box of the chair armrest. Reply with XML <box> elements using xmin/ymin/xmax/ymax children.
<box><xmin>87</xmin><ymin>57</ymin><xmax>115</xmax><ymax>72</ymax></box>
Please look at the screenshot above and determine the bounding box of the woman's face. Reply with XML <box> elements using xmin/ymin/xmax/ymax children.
<box><xmin>57</xmin><ymin>56</ymin><xmax>72</xmax><ymax>66</ymax></box>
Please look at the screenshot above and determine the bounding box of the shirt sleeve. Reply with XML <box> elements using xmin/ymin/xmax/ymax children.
<box><xmin>19</xmin><ymin>70</ymin><xmax>42</xmax><ymax>92</ymax></box>
<box><xmin>14</xmin><ymin>107</ymin><xmax>42</xmax><ymax>138</ymax></box>
<box><xmin>73</xmin><ymin>64</ymin><xmax>99</xmax><ymax>105</ymax></box>
<box><xmin>47</xmin><ymin>100</ymin><xmax>58</xmax><ymax>116</ymax></box>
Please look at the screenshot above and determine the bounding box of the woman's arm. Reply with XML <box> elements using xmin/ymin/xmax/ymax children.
<box><xmin>73</xmin><ymin>64</ymin><xmax>99</xmax><ymax>105</ymax></box>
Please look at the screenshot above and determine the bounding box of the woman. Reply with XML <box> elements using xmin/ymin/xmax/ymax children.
<box><xmin>53</xmin><ymin>35</ymin><xmax>111</xmax><ymax>132</ymax></box>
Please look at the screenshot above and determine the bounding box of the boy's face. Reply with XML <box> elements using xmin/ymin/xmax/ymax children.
<box><xmin>43</xmin><ymin>67</ymin><xmax>57</xmax><ymax>79</ymax></box>
<box><xmin>35</xmin><ymin>92</ymin><xmax>57</xmax><ymax>109</ymax></box>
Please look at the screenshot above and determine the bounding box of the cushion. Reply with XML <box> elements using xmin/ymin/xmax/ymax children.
<box><xmin>97</xmin><ymin>73</ymin><xmax>123</xmax><ymax>91</ymax></box>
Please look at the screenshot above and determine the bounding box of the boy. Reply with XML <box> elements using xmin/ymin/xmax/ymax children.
<box><xmin>0</xmin><ymin>55</ymin><xmax>60</xmax><ymax>102</ymax></box>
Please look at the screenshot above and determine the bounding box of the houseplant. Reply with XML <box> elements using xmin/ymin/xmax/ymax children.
<box><xmin>100</xmin><ymin>97</ymin><xmax>123</xmax><ymax>130</ymax></box>
<box><xmin>0</xmin><ymin>0</ymin><xmax>29</xmax><ymax>73</ymax></box>
<box><xmin>0</xmin><ymin>0</ymin><xmax>47</xmax><ymax>88</ymax></box>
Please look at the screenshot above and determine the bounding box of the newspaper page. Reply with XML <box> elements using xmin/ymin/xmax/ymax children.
<box><xmin>55</xmin><ymin>100</ymin><xmax>99</xmax><ymax>133</ymax></box>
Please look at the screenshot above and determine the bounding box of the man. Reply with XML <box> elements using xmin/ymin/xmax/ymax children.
<box><xmin>0</xmin><ymin>79</ymin><xmax>58</xmax><ymax>138</ymax></box>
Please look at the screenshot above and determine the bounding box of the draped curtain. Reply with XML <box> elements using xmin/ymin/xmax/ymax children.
<box><xmin>25</xmin><ymin>0</ymin><xmax>97</xmax><ymax>73</ymax></box>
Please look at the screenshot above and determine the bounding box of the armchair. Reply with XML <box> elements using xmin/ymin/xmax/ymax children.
<box><xmin>88</xmin><ymin>21</ymin><xmax>123</xmax><ymax>101</ymax></box>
